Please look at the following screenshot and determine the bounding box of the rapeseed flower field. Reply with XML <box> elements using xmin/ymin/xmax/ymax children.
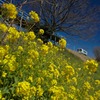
<box><xmin>0</xmin><ymin>3</ymin><xmax>100</xmax><ymax>100</ymax></box>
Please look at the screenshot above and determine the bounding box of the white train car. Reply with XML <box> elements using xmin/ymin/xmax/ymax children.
<box><xmin>77</xmin><ymin>48</ymin><xmax>88</xmax><ymax>56</ymax></box>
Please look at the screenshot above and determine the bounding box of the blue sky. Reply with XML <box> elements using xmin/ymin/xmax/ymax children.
<box><xmin>66</xmin><ymin>33</ymin><xmax>100</xmax><ymax>58</ymax></box>
<box><xmin>57</xmin><ymin>0</ymin><xmax>100</xmax><ymax>58</ymax></box>
<box><xmin>68</xmin><ymin>0</ymin><xmax>100</xmax><ymax>58</ymax></box>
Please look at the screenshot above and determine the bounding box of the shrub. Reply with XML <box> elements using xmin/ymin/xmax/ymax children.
<box><xmin>94</xmin><ymin>47</ymin><xmax>100</xmax><ymax>62</ymax></box>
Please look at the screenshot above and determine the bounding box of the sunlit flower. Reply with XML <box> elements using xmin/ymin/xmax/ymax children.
<box><xmin>36</xmin><ymin>77</ymin><xmax>44</xmax><ymax>85</ymax></box>
<box><xmin>51</xmin><ymin>79</ymin><xmax>57</xmax><ymax>86</ymax></box>
<box><xmin>29</xmin><ymin>11</ymin><xmax>40</xmax><ymax>22</ymax></box>
<box><xmin>36</xmin><ymin>85</ymin><xmax>44</xmax><ymax>96</ymax></box>
<box><xmin>95</xmin><ymin>80</ymin><xmax>100</xmax><ymax>85</ymax></box>
<box><xmin>0</xmin><ymin>90</ymin><xmax>2</xmax><ymax>99</ymax></box>
<box><xmin>28</xmin><ymin>76</ymin><xmax>33</xmax><ymax>82</ymax></box>
<box><xmin>16</xmin><ymin>81</ymin><xmax>30</xmax><ymax>96</ymax></box>
<box><xmin>2</xmin><ymin>3</ymin><xmax>17</xmax><ymax>19</ymax></box>
<box><xmin>41</xmin><ymin>44</ymin><xmax>49</xmax><ymax>55</ymax></box>
<box><xmin>65</xmin><ymin>65</ymin><xmax>75</xmax><ymax>76</ymax></box>
<box><xmin>47</xmin><ymin>41</ymin><xmax>53</xmax><ymax>48</ymax></box>
<box><xmin>59</xmin><ymin>38</ymin><xmax>67</xmax><ymax>48</ymax></box>
<box><xmin>38</xmin><ymin>29</ymin><xmax>44</xmax><ymax>35</ymax></box>
<box><xmin>2</xmin><ymin>71</ymin><xmax>7</xmax><ymax>77</ymax></box>
<box><xmin>6</xmin><ymin>27</ymin><xmax>20</xmax><ymax>42</ymax></box>
<box><xmin>30</xmin><ymin>86</ymin><xmax>36</xmax><ymax>96</ymax></box>
<box><xmin>37</xmin><ymin>38</ymin><xmax>43</xmax><ymax>44</ymax></box>
<box><xmin>28</xmin><ymin>49</ymin><xmax>39</xmax><ymax>59</ymax></box>
<box><xmin>83</xmin><ymin>81</ymin><xmax>91</xmax><ymax>90</ymax></box>
<box><xmin>0</xmin><ymin>23</ymin><xmax>8</xmax><ymax>32</ymax></box>
<box><xmin>84</xmin><ymin>59</ymin><xmax>98</xmax><ymax>72</ymax></box>
<box><xmin>18</xmin><ymin>46</ymin><xmax>24</xmax><ymax>52</ymax></box>
<box><xmin>27</xmin><ymin>31</ymin><xmax>36</xmax><ymax>41</ymax></box>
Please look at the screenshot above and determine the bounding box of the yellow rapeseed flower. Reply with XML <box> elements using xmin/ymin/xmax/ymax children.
<box><xmin>47</xmin><ymin>41</ymin><xmax>53</xmax><ymax>48</ymax></box>
<box><xmin>16</xmin><ymin>81</ymin><xmax>31</xmax><ymax>96</ymax></box>
<box><xmin>36</xmin><ymin>77</ymin><xmax>44</xmax><ymax>85</ymax></box>
<box><xmin>28</xmin><ymin>49</ymin><xmax>39</xmax><ymax>59</ymax></box>
<box><xmin>8</xmin><ymin>62</ymin><xmax>16</xmax><ymax>71</ymax></box>
<box><xmin>51</xmin><ymin>79</ymin><xmax>57</xmax><ymax>86</ymax></box>
<box><xmin>65</xmin><ymin>65</ymin><xmax>75</xmax><ymax>76</ymax></box>
<box><xmin>83</xmin><ymin>81</ymin><xmax>91</xmax><ymax>90</ymax></box>
<box><xmin>2</xmin><ymin>3</ymin><xmax>17</xmax><ymax>19</ymax></box>
<box><xmin>18</xmin><ymin>46</ymin><xmax>24</xmax><ymax>52</ymax></box>
<box><xmin>6</xmin><ymin>27</ymin><xmax>20</xmax><ymax>42</ymax></box>
<box><xmin>29</xmin><ymin>11</ymin><xmax>40</xmax><ymax>22</ymax></box>
<box><xmin>41</xmin><ymin>44</ymin><xmax>49</xmax><ymax>55</ymax></box>
<box><xmin>37</xmin><ymin>38</ymin><xmax>43</xmax><ymax>44</ymax></box>
<box><xmin>2</xmin><ymin>71</ymin><xmax>7</xmax><ymax>78</ymax></box>
<box><xmin>95</xmin><ymin>80</ymin><xmax>100</xmax><ymax>85</ymax></box>
<box><xmin>36</xmin><ymin>85</ymin><xmax>44</xmax><ymax>96</ymax></box>
<box><xmin>0</xmin><ymin>90</ymin><xmax>2</xmax><ymax>99</ymax></box>
<box><xmin>30</xmin><ymin>86</ymin><xmax>36</xmax><ymax>96</ymax></box>
<box><xmin>27</xmin><ymin>31</ymin><xmax>36</xmax><ymax>41</ymax></box>
<box><xmin>0</xmin><ymin>23</ymin><xmax>8</xmax><ymax>33</ymax></box>
<box><xmin>69</xmin><ymin>86</ymin><xmax>76</xmax><ymax>93</ymax></box>
<box><xmin>48</xmin><ymin>63</ymin><xmax>55</xmax><ymax>72</ymax></box>
<box><xmin>38</xmin><ymin>29</ymin><xmax>44</xmax><ymax>35</ymax></box>
<box><xmin>84</xmin><ymin>59</ymin><xmax>98</xmax><ymax>72</ymax></box>
<box><xmin>28</xmin><ymin>76</ymin><xmax>33</xmax><ymax>82</ymax></box>
<box><xmin>0</xmin><ymin>46</ymin><xmax>7</xmax><ymax>59</ymax></box>
<box><xmin>54</xmin><ymin>69</ymin><xmax>60</xmax><ymax>78</ymax></box>
<box><xmin>59</xmin><ymin>38</ymin><xmax>67</xmax><ymax>48</ymax></box>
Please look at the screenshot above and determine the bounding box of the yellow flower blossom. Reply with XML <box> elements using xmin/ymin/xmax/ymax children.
<box><xmin>16</xmin><ymin>81</ymin><xmax>30</xmax><ymax>96</ymax></box>
<box><xmin>30</xmin><ymin>86</ymin><xmax>36</xmax><ymax>96</ymax></box>
<box><xmin>94</xmin><ymin>90</ymin><xmax>100</xmax><ymax>98</ymax></box>
<box><xmin>37</xmin><ymin>38</ymin><xmax>43</xmax><ymax>44</ymax></box>
<box><xmin>54</xmin><ymin>69</ymin><xmax>60</xmax><ymax>78</ymax></box>
<box><xmin>47</xmin><ymin>41</ymin><xmax>53</xmax><ymax>48</ymax></box>
<box><xmin>2</xmin><ymin>3</ymin><xmax>17</xmax><ymax>19</ymax></box>
<box><xmin>26</xmin><ymin>58</ymin><xmax>34</xmax><ymax>65</ymax></box>
<box><xmin>48</xmin><ymin>63</ymin><xmax>55</xmax><ymax>72</ymax></box>
<box><xmin>69</xmin><ymin>86</ymin><xmax>76</xmax><ymax>93</ymax></box>
<box><xmin>18</xmin><ymin>46</ymin><xmax>24</xmax><ymax>52</ymax></box>
<box><xmin>6</xmin><ymin>27</ymin><xmax>20</xmax><ymax>42</ymax></box>
<box><xmin>83</xmin><ymin>81</ymin><xmax>91</xmax><ymax>90</ymax></box>
<box><xmin>95</xmin><ymin>80</ymin><xmax>100</xmax><ymax>85</ymax></box>
<box><xmin>65</xmin><ymin>65</ymin><xmax>75</xmax><ymax>76</ymax></box>
<box><xmin>8</xmin><ymin>62</ymin><xmax>16</xmax><ymax>71</ymax></box>
<box><xmin>27</xmin><ymin>31</ymin><xmax>36</xmax><ymax>41</ymax></box>
<box><xmin>0</xmin><ymin>46</ymin><xmax>7</xmax><ymax>59</ymax></box>
<box><xmin>29</xmin><ymin>11</ymin><xmax>40</xmax><ymax>22</ymax></box>
<box><xmin>36</xmin><ymin>77</ymin><xmax>44</xmax><ymax>84</ymax></box>
<box><xmin>28</xmin><ymin>76</ymin><xmax>33</xmax><ymax>82</ymax></box>
<box><xmin>49</xmin><ymin>86</ymin><xmax>65</xmax><ymax>99</ymax></box>
<box><xmin>0</xmin><ymin>23</ymin><xmax>8</xmax><ymax>32</ymax></box>
<box><xmin>38</xmin><ymin>29</ymin><xmax>44</xmax><ymax>35</ymax></box>
<box><xmin>51</xmin><ymin>79</ymin><xmax>57</xmax><ymax>86</ymax></box>
<box><xmin>2</xmin><ymin>71</ymin><xmax>7</xmax><ymax>77</ymax></box>
<box><xmin>41</xmin><ymin>44</ymin><xmax>49</xmax><ymax>55</ymax></box>
<box><xmin>0</xmin><ymin>90</ymin><xmax>2</xmax><ymax>99</ymax></box>
<box><xmin>84</xmin><ymin>59</ymin><xmax>98</xmax><ymax>72</ymax></box>
<box><xmin>28</xmin><ymin>49</ymin><xmax>39</xmax><ymax>59</ymax></box>
<box><xmin>72</xmin><ymin>77</ymin><xmax>77</xmax><ymax>85</ymax></box>
<box><xmin>36</xmin><ymin>85</ymin><xmax>44</xmax><ymax>96</ymax></box>
<box><xmin>59</xmin><ymin>38</ymin><xmax>67</xmax><ymax>48</ymax></box>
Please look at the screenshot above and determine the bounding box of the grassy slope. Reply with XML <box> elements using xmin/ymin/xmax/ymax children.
<box><xmin>61</xmin><ymin>49</ymin><xmax>84</xmax><ymax>67</ymax></box>
<box><xmin>59</xmin><ymin>48</ymin><xmax>100</xmax><ymax>80</ymax></box>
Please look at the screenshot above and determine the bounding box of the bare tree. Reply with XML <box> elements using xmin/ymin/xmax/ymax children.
<box><xmin>94</xmin><ymin>47</ymin><xmax>100</xmax><ymax>62</ymax></box>
<box><xmin>18</xmin><ymin>0</ymin><xmax>100</xmax><ymax>39</ymax></box>
<box><xmin>5</xmin><ymin>0</ymin><xmax>100</xmax><ymax>40</ymax></box>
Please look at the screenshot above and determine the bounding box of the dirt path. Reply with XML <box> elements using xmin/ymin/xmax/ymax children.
<box><xmin>69</xmin><ymin>49</ymin><xmax>91</xmax><ymax>62</ymax></box>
